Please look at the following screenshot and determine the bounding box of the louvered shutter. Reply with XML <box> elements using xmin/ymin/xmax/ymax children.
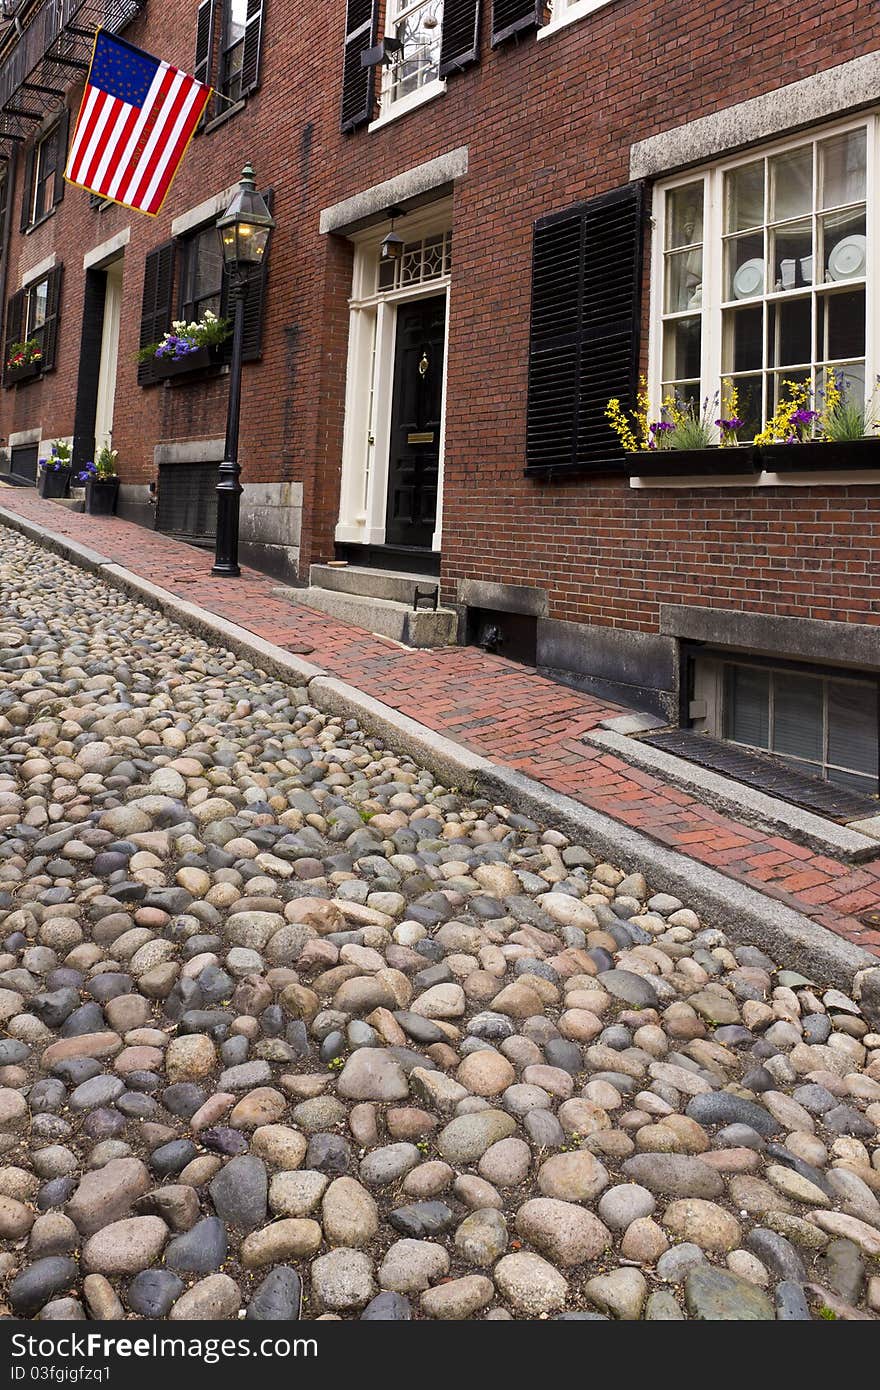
<box><xmin>194</xmin><ymin>0</ymin><xmax>215</xmax><ymax>86</ymax></box>
<box><xmin>240</xmin><ymin>188</ymin><xmax>273</xmax><ymax>362</ymax></box>
<box><xmin>19</xmin><ymin>146</ymin><xmax>34</xmax><ymax>232</ymax></box>
<box><xmin>39</xmin><ymin>264</ymin><xmax>63</xmax><ymax>372</ymax></box>
<box><xmin>526</xmin><ymin>208</ymin><xmax>584</xmax><ymax>473</ymax></box>
<box><xmin>0</xmin><ymin>164</ymin><xmax>9</xmax><ymax>243</ymax></box>
<box><xmin>240</xmin><ymin>0</ymin><xmax>265</xmax><ymax>94</ymax></box>
<box><xmin>138</xmin><ymin>241</ymin><xmax>176</xmax><ymax>385</ymax></box>
<box><xmin>525</xmin><ymin>181</ymin><xmax>645</xmax><ymax>477</ymax></box>
<box><xmin>341</xmin><ymin>0</ymin><xmax>379</xmax><ymax>133</ymax></box>
<box><xmin>3</xmin><ymin>288</ymin><xmax>24</xmax><ymax>385</ymax></box>
<box><xmin>491</xmin><ymin>0</ymin><xmax>542</xmax><ymax>46</ymax></box>
<box><xmin>53</xmin><ymin>107</ymin><xmax>70</xmax><ymax>208</ymax></box>
<box><xmin>574</xmin><ymin>182</ymin><xmax>645</xmax><ymax>473</ymax></box>
<box><xmin>439</xmin><ymin>0</ymin><xmax>481</xmax><ymax>76</ymax></box>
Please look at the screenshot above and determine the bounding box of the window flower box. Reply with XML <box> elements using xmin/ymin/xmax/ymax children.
<box><xmin>154</xmin><ymin>343</ymin><xmax>225</xmax><ymax>379</ymax></box>
<box><xmin>37</xmin><ymin>466</ymin><xmax>72</xmax><ymax>499</ymax></box>
<box><xmin>83</xmin><ymin>477</ymin><xmax>119</xmax><ymax>515</ymax></box>
<box><xmin>6</xmin><ymin>360</ymin><xmax>41</xmax><ymax>385</ymax></box>
<box><xmin>758</xmin><ymin>439</ymin><xmax>880</xmax><ymax>473</ymax></box>
<box><xmin>626</xmin><ymin>446</ymin><xmax>761</xmax><ymax>478</ymax></box>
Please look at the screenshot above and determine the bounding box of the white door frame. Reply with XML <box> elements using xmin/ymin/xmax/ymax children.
<box><xmin>94</xmin><ymin>256</ymin><xmax>124</xmax><ymax>455</ymax></box>
<box><xmin>336</xmin><ymin>202</ymin><xmax>452</xmax><ymax>552</ymax></box>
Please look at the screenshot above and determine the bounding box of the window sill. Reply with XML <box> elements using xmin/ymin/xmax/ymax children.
<box><xmin>368</xmin><ymin>78</ymin><xmax>446</xmax><ymax>133</ymax></box>
<box><xmin>203</xmin><ymin>98</ymin><xmax>246</xmax><ymax>135</ymax></box>
<box><xmin>23</xmin><ymin>207</ymin><xmax>56</xmax><ymax>236</ymax></box>
<box><xmin>537</xmin><ymin>0</ymin><xmax>616</xmax><ymax>41</ymax></box>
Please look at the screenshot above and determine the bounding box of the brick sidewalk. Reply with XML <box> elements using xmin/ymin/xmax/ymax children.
<box><xmin>2</xmin><ymin>488</ymin><xmax>879</xmax><ymax>959</ymax></box>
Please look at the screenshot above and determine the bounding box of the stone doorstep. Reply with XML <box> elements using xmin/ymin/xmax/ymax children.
<box><xmin>585</xmin><ymin>728</ymin><xmax>880</xmax><ymax>863</ymax></box>
<box><xmin>309</xmin><ymin>563</ymin><xmax>440</xmax><ymax>607</ymax></box>
<box><xmin>275</xmin><ymin>584</ymin><xmax>457</xmax><ymax>650</ymax></box>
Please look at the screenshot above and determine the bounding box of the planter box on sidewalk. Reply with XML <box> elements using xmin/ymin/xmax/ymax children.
<box><xmin>84</xmin><ymin>477</ymin><xmax>120</xmax><ymax>515</ymax></box>
<box><xmin>37</xmin><ymin>467</ymin><xmax>72</xmax><ymax>499</ymax></box>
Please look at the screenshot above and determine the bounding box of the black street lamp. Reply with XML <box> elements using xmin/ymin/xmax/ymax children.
<box><xmin>211</xmin><ymin>163</ymin><xmax>276</xmax><ymax>577</ymax></box>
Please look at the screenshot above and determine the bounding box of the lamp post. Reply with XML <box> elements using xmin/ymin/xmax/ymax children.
<box><xmin>211</xmin><ymin>163</ymin><xmax>275</xmax><ymax>577</ymax></box>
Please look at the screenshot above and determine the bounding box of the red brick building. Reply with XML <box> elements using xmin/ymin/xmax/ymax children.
<box><xmin>3</xmin><ymin>0</ymin><xmax>880</xmax><ymax>803</ymax></box>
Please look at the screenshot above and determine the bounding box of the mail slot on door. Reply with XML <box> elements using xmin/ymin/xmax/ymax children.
<box><xmin>407</xmin><ymin>432</ymin><xmax>435</xmax><ymax>444</ymax></box>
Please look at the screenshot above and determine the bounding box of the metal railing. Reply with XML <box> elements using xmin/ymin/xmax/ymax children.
<box><xmin>0</xmin><ymin>0</ymin><xmax>145</xmax><ymax>149</ymax></box>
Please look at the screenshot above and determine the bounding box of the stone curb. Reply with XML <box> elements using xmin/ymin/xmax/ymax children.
<box><xmin>2</xmin><ymin>501</ymin><xmax>878</xmax><ymax>994</ymax></box>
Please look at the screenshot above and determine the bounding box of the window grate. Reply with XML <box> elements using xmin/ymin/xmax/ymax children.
<box><xmin>643</xmin><ymin>728</ymin><xmax>879</xmax><ymax>823</ymax></box>
<box><xmin>156</xmin><ymin>463</ymin><xmax>218</xmax><ymax>544</ymax></box>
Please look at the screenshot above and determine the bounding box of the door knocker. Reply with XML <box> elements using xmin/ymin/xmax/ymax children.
<box><xmin>418</xmin><ymin>352</ymin><xmax>429</xmax><ymax>378</ymax></box>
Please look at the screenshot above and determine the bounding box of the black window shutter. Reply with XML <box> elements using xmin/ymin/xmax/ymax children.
<box><xmin>439</xmin><ymin>0</ymin><xmax>481</xmax><ymax>77</ymax></box>
<box><xmin>240</xmin><ymin>0</ymin><xmax>265</xmax><ymax>95</ymax></box>
<box><xmin>138</xmin><ymin>240</ymin><xmax>176</xmax><ymax>385</ymax></box>
<box><xmin>526</xmin><ymin>181</ymin><xmax>645</xmax><ymax>477</ymax></box>
<box><xmin>341</xmin><ymin>0</ymin><xmax>379</xmax><ymax>134</ymax></box>
<box><xmin>194</xmin><ymin>0</ymin><xmax>215</xmax><ymax>86</ymax></box>
<box><xmin>40</xmin><ymin>264</ymin><xmax>63</xmax><ymax>371</ymax></box>
<box><xmin>0</xmin><ymin>165</ymin><xmax>9</xmax><ymax>242</ymax></box>
<box><xmin>19</xmin><ymin>146</ymin><xmax>34</xmax><ymax>232</ymax></box>
<box><xmin>3</xmin><ymin>288</ymin><xmax>25</xmax><ymax>385</ymax></box>
<box><xmin>491</xmin><ymin>0</ymin><xmax>543</xmax><ymax>46</ymax></box>
<box><xmin>525</xmin><ymin>207</ymin><xmax>584</xmax><ymax>474</ymax></box>
<box><xmin>239</xmin><ymin>188</ymin><xmax>273</xmax><ymax>362</ymax></box>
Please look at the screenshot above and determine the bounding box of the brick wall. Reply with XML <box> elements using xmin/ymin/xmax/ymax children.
<box><xmin>1</xmin><ymin>0</ymin><xmax>879</xmax><ymax>635</ymax></box>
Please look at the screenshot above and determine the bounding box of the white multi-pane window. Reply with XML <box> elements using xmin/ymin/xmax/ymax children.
<box><xmin>653</xmin><ymin>119</ymin><xmax>875</xmax><ymax>440</ymax></box>
<box><xmin>381</xmin><ymin>0</ymin><xmax>444</xmax><ymax>113</ymax></box>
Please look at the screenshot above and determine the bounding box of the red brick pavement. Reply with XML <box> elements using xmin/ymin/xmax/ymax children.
<box><xmin>2</xmin><ymin>488</ymin><xmax>879</xmax><ymax>960</ymax></box>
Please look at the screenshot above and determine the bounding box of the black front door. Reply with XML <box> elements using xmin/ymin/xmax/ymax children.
<box><xmin>385</xmin><ymin>294</ymin><xmax>446</xmax><ymax>549</ymax></box>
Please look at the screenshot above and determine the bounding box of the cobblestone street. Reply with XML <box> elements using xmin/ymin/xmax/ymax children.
<box><xmin>0</xmin><ymin>529</ymin><xmax>878</xmax><ymax>1320</ymax></box>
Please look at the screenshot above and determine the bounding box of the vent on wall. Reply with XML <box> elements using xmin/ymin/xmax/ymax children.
<box><xmin>156</xmin><ymin>462</ymin><xmax>218</xmax><ymax>545</ymax></box>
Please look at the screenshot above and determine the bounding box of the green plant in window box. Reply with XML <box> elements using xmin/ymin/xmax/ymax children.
<box><xmin>5</xmin><ymin>338</ymin><xmax>43</xmax><ymax>383</ymax></box>
<box><xmin>757</xmin><ymin>374</ymin><xmax>880</xmax><ymax>472</ymax></box>
<box><xmin>607</xmin><ymin>378</ymin><xmax>757</xmax><ymax>477</ymax></box>
<box><xmin>140</xmin><ymin>310</ymin><xmax>232</xmax><ymax>378</ymax></box>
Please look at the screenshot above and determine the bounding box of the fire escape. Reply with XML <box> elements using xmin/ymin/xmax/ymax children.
<box><xmin>0</xmin><ymin>0</ymin><xmax>147</xmax><ymax>160</ymax></box>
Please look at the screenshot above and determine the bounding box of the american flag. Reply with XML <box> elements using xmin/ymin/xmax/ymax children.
<box><xmin>65</xmin><ymin>30</ymin><xmax>211</xmax><ymax>216</ymax></box>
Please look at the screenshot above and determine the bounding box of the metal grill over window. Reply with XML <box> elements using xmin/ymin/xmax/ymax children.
<box><xmin>156</xmin><ymin>463</ymin><xmax>219</xmax><ymax>544</ymax></box>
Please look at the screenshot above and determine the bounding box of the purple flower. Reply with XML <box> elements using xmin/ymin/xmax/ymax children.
<box><xmin>789</xmin><ymin>408</ymin><xmax>818</xmax><ymax>427</ymax></box>
<box><xmin>715</xmin><ymin>417</ymin><xmax>744</xmax><ymax>432</ymax></box>
<box><xmin>649</xmin><ymin>420</ymin><xmax>675</xmax><ymax>433</ymax></box>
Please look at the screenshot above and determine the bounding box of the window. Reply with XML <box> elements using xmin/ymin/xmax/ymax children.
<box><xmin>722</xmin><ymin>662</ymin><xmax>878</xmax><ymax>795</ymax></box>
<box><xmin>654</xmin><ymin>120</ymin><xmax>873</xmax><ymax>439</ymax></box>
<box><xmin>377</xmin><ymin>229</ymin><xmax>452</xmax><ymax>292</ymax></box>
<box><xmin>181</xmin><ymin>226</ymin><xmax>224</xmax><ymax>322</ymax></box>
<box><xmin>381</xmin><ymin>0</ymin><xmax>444</xmax><ymax>113</ymax></box>
<box><xmin>194</xmin><ymin>0</ymin><xmax>264</xmax><ymax>117</ymax></box>
<box><xmin>220</xmin><ymin>0</ymin><xmax>248</xmax><ymax>101</ymax></box>
<box><xmin>3</xmin><ymin>264</ymin><xmax>63</xmax><ymax>384</ymax></box>
<box><xmin>540</xmin><ymin>0</ymin><xmax>614</xmax><ymax>38</ymax></box>
<box><xmin>25</xmin><ymin>277</ymin><xmax>49</xmax><ymax>342</ymax></box>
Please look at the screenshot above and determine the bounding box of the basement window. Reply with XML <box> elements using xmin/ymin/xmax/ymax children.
<box><xmin>156</xmin><ymin>462</ymin><xmax>218</xmax><ymax>546</ymax></box>
<box><xmin>694</xmin><ymin>656</ymin><xmax>879</xmax><ymax>795</ymax></box>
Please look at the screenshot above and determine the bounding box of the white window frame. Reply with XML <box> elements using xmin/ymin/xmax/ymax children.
<box><xmin>644</xmin><ymin>112</ymin><xmax>880</xmax><ymax>486</ymax></box>
<box><xmin>538</xmin><ymin>0</ymin><xmax>616</xmax><ymax>41</ymax></box>
<box><xmin>371</xmin><ymin>0</ymin><xmax>446</xmax><ymax>130</ymax></box>
<box><xmin>336</xmin><ymin>200</ymin><xmax>452</xmax><ymax>552</ymax></box>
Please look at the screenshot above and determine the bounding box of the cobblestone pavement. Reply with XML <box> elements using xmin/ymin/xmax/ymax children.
<box><xmin>0</xmin><ymin>532</ymin><xmax>878</xmax><ymax>1320</ymax></box>
<box><xmin>1</xmin><ymin>491</ymin><xmax>879</xmax><ymax>960</ymax></box>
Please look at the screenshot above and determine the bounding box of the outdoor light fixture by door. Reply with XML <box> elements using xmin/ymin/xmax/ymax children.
<box><xmin>381</xmin><ymin>209</ymin><xmax>405</xmax><ymax>263</ymax></box>
<box><xmin>211</xmin><ymin>163</ymin><xmax>276</xmax><ymax>578</ymax></box>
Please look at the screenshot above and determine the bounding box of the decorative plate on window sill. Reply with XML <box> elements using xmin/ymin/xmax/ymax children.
<box><xmin>155</xmin><ymin>344</ymin><xmax>226</xmax><ymax>380</ymax></box>
<box><xmin>5</xmin><ymin>362</ymin><xmax>42</xmax><ymax>386</ymax></box>
<box><xmin>626</xmin><ymin>445</ymin><xmax>760</xmax><ymax>477</ymax></box>
<box><xmin>759</xmin><ymin>438</ymin><xmax>880</xmax><ymax>472</ymax></box>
